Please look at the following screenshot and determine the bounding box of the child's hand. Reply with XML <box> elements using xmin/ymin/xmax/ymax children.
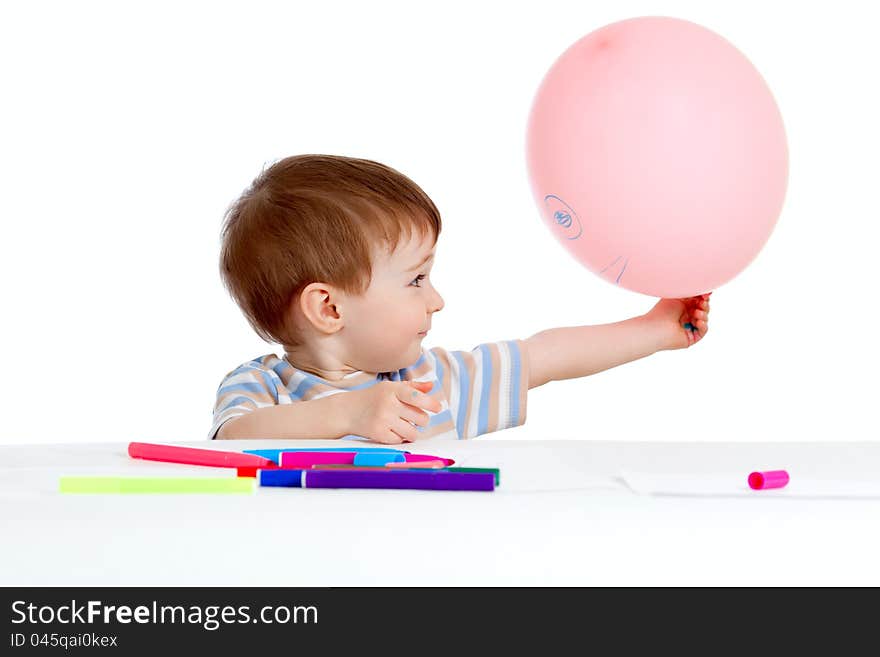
<box><xmin>642</xmin><ymin>293</ymin><xmax>712</xmax><ymax>351</ymax></box>
<box><xmin>337</xmin><ymin>380</ymin><xmax>442</xmax><ymax>444</ymax></box>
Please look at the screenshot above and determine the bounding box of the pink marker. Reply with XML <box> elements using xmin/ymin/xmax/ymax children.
<box><xmin>748</xmin><ymin>470</ymin><xmax>790</xmax><ymax>490</ymax></box>
<box><xmin>386</xmin><ymin>460</ymin><xmax>446</xmax><ymax>469</ymax></box>
<box><xmin>405</xmin><ymin>453</ymin><xmax>455</xmax><ymax>466</ymax></box>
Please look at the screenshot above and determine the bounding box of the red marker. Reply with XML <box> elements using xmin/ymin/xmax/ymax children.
<box><xmin>128</xmin><ymin>442</ymin><xmax>276</xmax><ymax>470</ymax></box>
<box><xmin>310</xmin><ymin>460</ymin><xmax>447</xmax><ymax>471</ymax></box>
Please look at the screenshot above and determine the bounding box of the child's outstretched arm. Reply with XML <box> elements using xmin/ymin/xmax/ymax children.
<box><xmin>525</xmin><ymin>294</ymin><xmax>711</xmax><ymax>389</ymax></box>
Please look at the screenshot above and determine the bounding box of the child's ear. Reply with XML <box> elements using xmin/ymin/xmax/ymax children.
<box><xmin>297</xmin><ymin>282</ymin><xmax>344</xmax><ymax>335</ymax></box>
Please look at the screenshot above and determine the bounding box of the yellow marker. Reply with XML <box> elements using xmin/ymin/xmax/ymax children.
<box><xmin>59</xmin><ymin>476</ymin><xmax>255</xmax><ymax>494</ymax></box>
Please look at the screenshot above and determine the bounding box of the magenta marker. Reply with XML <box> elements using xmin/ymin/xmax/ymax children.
<box><xmin>748</xmin><ymin>470</ymin><xmax>790</xmax><ymax>490</ymax></box>
<box><xmin>280</xmin><ymin>451</ymin><xmax>358</xmax><ymax>468</ymax></box>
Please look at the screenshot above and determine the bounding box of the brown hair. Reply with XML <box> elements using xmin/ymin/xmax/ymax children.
<box><xmin>220</xmin><ymin>154</ymin><xmax>442</xmax><ymax>347</ymax></box>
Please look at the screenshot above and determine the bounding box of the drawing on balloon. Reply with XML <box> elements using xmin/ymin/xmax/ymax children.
<box><xmin>543</xmin><ymin>194</ymin><xmax>582</xmax><ymax>240</ymax></box>
<box><xmin>598</xmin><ymin>255</ymin><xmax>629</xmax><ymax>285</ymax></box>
<box><xmin>543</xmin><ymin>193</ymin><xmax>628</xmax><ymax>285</ymax></box>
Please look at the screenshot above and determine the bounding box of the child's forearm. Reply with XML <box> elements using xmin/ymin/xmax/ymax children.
<box><xmin>525</xmin><ymin>316</ymin><xmax>664</xmax><ymax>388</ymax></box>
<box><xmin>216</xmin><ymin>395</ymin><xmax>346</xmax><ymax>440</ymax></box>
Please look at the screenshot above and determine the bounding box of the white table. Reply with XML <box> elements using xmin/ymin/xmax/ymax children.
<box><xmin>2</xmin><ymin>439</ymin><xmax>880</xmax><ymax>586</ymax></box>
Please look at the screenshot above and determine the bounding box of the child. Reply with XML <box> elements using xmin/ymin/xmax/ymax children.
<box><xmin>210</xmin><ymin>154</ymin><xmax>711</xmax><ymax>443</ymax></box>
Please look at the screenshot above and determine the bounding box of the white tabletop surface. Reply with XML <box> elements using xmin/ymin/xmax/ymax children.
<box><xmin>2</xmin><ymin>438</ymin><xmax>880</xmax><ymax>586</ymax></box>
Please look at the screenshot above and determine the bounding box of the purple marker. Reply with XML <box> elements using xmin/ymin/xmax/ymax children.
<box><xmin>281</xmin><ymin>451</ymin><xmax>407</xmax><ymax>468</ymax></box>
<box><xmin>306</xmin><ymin>470</ymin><xmax>494</xmax><ymax>491</ymax></box>
<box><xmin>259</xmin><ymin>468</ymin><xmax>494</xmax><ymax>491</ymax></box>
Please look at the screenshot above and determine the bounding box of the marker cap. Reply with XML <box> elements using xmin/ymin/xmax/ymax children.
<box><xmin>748</xmin><ymin>470</ymin><xmax>790</xmax><ymax>490</ymax></box>
<box><xmin>258</xmin><ymin>469</ymin><xmax>306</xmax><ymax>488</ymax></box>
<box><xmin>352</xmin><ymin>452</ymin><xmax>406</xmax><ymax>466</ymax></box>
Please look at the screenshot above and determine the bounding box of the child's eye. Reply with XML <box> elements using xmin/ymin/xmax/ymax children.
<box><xmin>409</xmin><ymin>274</ymin><xmax>426</xmax><ymax>287</ymax></box>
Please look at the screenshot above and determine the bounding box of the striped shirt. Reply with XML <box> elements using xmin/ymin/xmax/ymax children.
<box><xmin>208</xmin><ymin>340</ymin><xmax>529</xmax><ymax>441</ymax></box>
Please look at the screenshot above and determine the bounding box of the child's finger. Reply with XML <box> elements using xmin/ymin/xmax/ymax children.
<box><xmin>392</xmin><ymin>418</ymin><xmax>420</xmax><ymax>442</ymax></box>
<box><xmin>399</xmin><ymin>382</ymin><xmax>442</xmax><ymax>413</ymax></box>
<box><xmin>399</xmin><ymin>405</ymin><xmax>430</xmax><ymax>428</ymax></box>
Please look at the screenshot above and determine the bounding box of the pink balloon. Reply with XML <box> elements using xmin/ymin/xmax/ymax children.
<box><xmin>526</xmin><ymin>17</ymin><xmax>789</xmax><ymax>298</ymax></box>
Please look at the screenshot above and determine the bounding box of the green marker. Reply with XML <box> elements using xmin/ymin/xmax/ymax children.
<box><xmin>444</xmin><ymin>467</ymin><xmax>500</xmax><ymax>486</ymax></box>
<box><xmin>59</xmin><ymin>476</ymin><xmax>255</xmax><ymax>494</ymax></box>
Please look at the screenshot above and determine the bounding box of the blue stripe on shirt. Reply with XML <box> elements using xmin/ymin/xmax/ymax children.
<box><xmin>477</xmin><ymin>344</ymin><xmax>493</xmax><ymax>437</ymax></box>
<box><xmin>426</xmin><ymin>408</ymin><xmax>453</xmax><ymax>428</ymax></box>
<box><xmin>258</xmin><ymin>370</ymin><xmax>279</xmax><ymax>404</ymax></box>
<box><xmin>272</xmin><ymin>360</ymin><xmax>293</xmax><ymax>377</ymax></box>
<box><xmin>430</xmin><ymin>350</ymin><xmax>444</xmax><ymax>395</ymax></box>
<box><xmin>218</xmin><ymin>382</ymin><xmax>268</xmax><ymax>396</ymax></box>
<box><xmin>508</xmin><ymin>340</ymin><xmax>521</xmax><ymax>427</ymax></box>
<box><xmin>219</xmin><ymin>395</ymin><xmax>257</xmax><ymax>413</ymax></box>
<box><xmin>289</xmin><ymin>376</ymin><xmax>316</xmax><ymax>400</ymax></box>
<box><xmin>290</xmin><ymin>372</ymin><xmax>383</xmax><ymax>400</ymax></box>
<box><xmin>452</xmin><ymin>351</ymin><xmax>469</xmax><ymax>440</ymax></box>
<box><xmin>230</xmin><ymin>364</ymin><xmax>258</xmax><ymax>377</ymax></box>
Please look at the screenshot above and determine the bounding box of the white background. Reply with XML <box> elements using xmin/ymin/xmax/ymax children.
<box><xmin>1</xmin><ymin>0</ymin><xmax>877</xmax><ymax>446</ymax></box>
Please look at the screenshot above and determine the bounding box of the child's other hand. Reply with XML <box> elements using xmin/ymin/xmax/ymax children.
<box><xmin>643</xmin><ymin>293</ymin><xmax>712</xmax><ymax>351</ymax></box>
<box><xmin>338</xmin><ymin>380</ymin><xmax>442</xmax><ymax>444</ymax></box>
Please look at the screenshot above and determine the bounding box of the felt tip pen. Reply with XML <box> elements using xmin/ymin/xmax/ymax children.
<box><xmin>279</xmin><ymin>451</ymin><xmax>455</xmax><ymax>468</ymax></box>
<box><xmin>244</xmin><ymin>447</ymin><xmax>408</xmax><ymax>464</ymax></box>
<box><xmin>310</xmin><ymin>460</ymin><xmax>447</xmax><ymax>471</ymax></box>
<box><xmin>128</xmin><ymin>442</ymin><xmax>276</xmax><ymax>469</ymax></box>
<box><xmin>239</xmin><ymin>461</ymin><xmax>449</xmax><ymax>477</ymax></box>
<box><xmin>60</xmin><ymin>476</ymin><xmax>255</xmax><ymax>494</ymax></box>
<box><xmin>404</xmin><ymin>454</ymin><xmax>455</xmax><ymax>466</ymax></box>
<box><xmin>258</xmin><ymin>469</ymin><xmax>494</xmax><ymax>491</ymax></box>
<box><xmin>280</xmin><ymin>451</ymin><xmax>406</xmax><ymax>468</ymax></box>
<box><xmin>443</xmin><ymin>467</ymin><xmax>501</xmax><ymax>486</ymax></box>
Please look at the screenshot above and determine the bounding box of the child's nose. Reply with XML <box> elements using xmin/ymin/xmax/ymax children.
<box><xmin>429</xmin><ymin>289</ymin><xmax>445</xmax><ymax>313</ymax></box>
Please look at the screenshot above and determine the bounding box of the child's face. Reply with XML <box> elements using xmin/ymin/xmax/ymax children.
<box><xmin>342</xmin><ymin>230</ymin><xmax>444</xmax><ymax>372</ymax></box>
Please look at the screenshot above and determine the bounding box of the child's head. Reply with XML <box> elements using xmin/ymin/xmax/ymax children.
<box><xmin>220</xmin><ymin>154</ymin><xmax>445</xmax><ymax>373</ymax></box>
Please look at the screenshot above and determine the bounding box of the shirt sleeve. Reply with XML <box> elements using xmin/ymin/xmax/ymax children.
<box><xmin>428</xmin><ymin>339</ymin><xmax>529</xmax><ymax>439</ymax></box>
<box><xmin>207</xmin><ymin>361</ymin><xmax>288</xmax><ymax>440</ymax></box>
